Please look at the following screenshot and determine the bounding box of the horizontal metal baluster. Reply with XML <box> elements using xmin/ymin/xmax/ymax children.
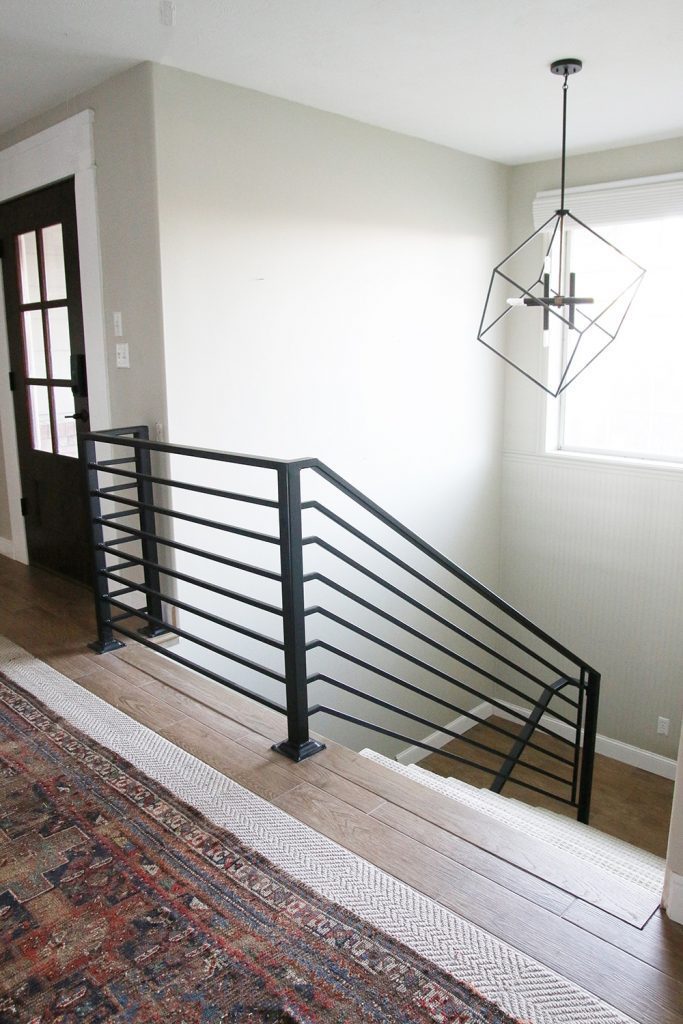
<box><xmin>308</xmin><ymin>706</ymin><xmax>575</xmax><ymax>806</ymax></box>
<box><xmin>307</xmin><ymin>574</ymin><xmax>579</xmax><ymax>710</ymax></box>
<box><xmin>95</xmin><ymin>520</ymin><xmax>281</xmax><ymax>581</ymax></box>
<box><xmin>102</xmin><ymin>569</ymin><xmax>284</xmax><ymax>649</ymax></box>
<box><xmin>110</xmin><ymin>622</ymin><xmax>286</xmax><ymax>716</ymax></box>
<box><xmin>98</xmin><ymin>540</ymin><xmax>280</xmax><ymax>581</ymax></box>
<box><xmin>304</xmin><ymin>515</ymin><xmax>570</xmax><ymax>681</ymax></box>
<box><xmin>311</xmin><ymin>672</ymin><xmax>573</xmax><ymax>785</ymax></box>
<box><xmin>305</xmin><ymin>544</ymin><xmax>552</xmax><ymax>689</ymax></box>
<box><xmin>307</xmin><ymin>608</ymin><xmax>579</xmax><ymax>733</ymax></box>
<box><xmin>106</xmin><ymin>596</ymin><xmax>285</xmax><ymax>683</ymax></box>
<box><xmin>307</xmin><ymin>639</ymin><xmax>575</xmax><ymax>764</ymax></box>
<box><xmin>92</xmin><ymin>490</ymin><xmax>280</xmax><ymax>545</ymax></box>
<box><xmin>89</xmin><ymin>462</ymin><xmax>279</xmax><ymax>508</ymax></box>
<box><xmin>99</xmin><ymin>482</ymin><xmax>138</xmax><ymax>493</ymax></box>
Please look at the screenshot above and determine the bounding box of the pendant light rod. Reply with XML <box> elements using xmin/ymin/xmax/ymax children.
<box><xmin>560</xmin><ymin>71</ymin><xmax>568</xmax><ymax>212</ymax></box>
<box><xmin>550</xmin><ymin>58</ymin><xmax>582</xmax><ymax>213</ymax></box>
<box><xmin>550</xmin><ymin>59</ymin><xmax>582</xmax><ymax>293</ymax></box>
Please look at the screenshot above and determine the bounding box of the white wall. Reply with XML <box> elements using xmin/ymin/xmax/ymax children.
<box><xmin>150</xmin><ymin>65</ymin><xmax>508</xmax><ymax>753</ymax></box>
<box><xmin>502</xmin><ymin>137</ymin><xmax>683</xmax><ymax>760</ymax></box>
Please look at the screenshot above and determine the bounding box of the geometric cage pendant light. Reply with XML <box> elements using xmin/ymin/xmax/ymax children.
<box><xmin>477</xmin><ymin>59</ymin><xmax>646</xmax><ymax>397</ymax></box>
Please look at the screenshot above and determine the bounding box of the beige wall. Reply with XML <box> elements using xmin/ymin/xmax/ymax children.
<box><xmin>152</xmin><ymin>64</ymin><xmax>506</xmax><ymax>547</ymax></box>
<box><xmin>150</xmin><ymin>65</ymin><xmax>509</xmax><ymax>752</ymax></box>
<box><xmin>0</xmin><ymin>62</ymin><xmax>168</xmax><ymax>549</ymax></box>
<box><xmin>501</xmin><ymin>137</ymin><xmax>683</xmax><ymax>760</ymax></box>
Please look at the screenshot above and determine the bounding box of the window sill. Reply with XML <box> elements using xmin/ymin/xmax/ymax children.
<box><xmin>518</xmin><ymin>448</ymin><xmax>683</xmax><ymax>479</ymax></box>
<box><xmin>554</xmin><ymin>448</ymin><xmax>683</xmax><ymax>470</ymax></box>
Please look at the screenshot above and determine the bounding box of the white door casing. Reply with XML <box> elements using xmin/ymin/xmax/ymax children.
<box><xmin>0</xmin><ymin>110</ymin><xmax>110</xmax><ymax>562</ymax></box>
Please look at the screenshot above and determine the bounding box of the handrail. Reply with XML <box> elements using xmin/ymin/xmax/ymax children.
<box><xmin>82</xmin><ymin>427</ymin><xmax>601</xmax><ymax>822</ymax></box>
<box><xmin>86</xmin><ymin>425</ymin><xmax>318</xmax><ymax>471</ymax></box>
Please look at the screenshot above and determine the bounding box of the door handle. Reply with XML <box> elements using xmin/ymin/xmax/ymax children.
<box><xmin>65</xmin><ymin>410</ymin><xmax>89</xmax><ymax>422</ymax></box>
<box><xmin>70</xmin><ymin>354</ymin><xmax>88</xmax><ymax>398</ymax></box>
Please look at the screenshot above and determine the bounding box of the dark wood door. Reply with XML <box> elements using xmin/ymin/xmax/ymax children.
<box><xmin>1</xmin><ymin>178</ymin><xmax>92</xmax><ymax>584</ymax></box>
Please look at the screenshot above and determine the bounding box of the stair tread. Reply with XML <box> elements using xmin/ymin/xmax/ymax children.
<box><xmin>360</xmin><ymin>749</ymin><xmax>665</xmax><ymax>898</ymax></box>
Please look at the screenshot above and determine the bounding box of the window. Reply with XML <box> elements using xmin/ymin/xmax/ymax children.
<box><xmin>535</xmin><ymin>174</ymin><xmax>683</xmax><ymax>464</ymax></box>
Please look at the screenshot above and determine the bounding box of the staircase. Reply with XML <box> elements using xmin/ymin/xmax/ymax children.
<box><xmin>81</xmin><ymin>426</ymin><xmax>602</xmax><ymax>824</ymax></box>
<box><xmin>360</xmin><ymin>748</ymin><xmax>665</xmax><ymax>901</ymax></box>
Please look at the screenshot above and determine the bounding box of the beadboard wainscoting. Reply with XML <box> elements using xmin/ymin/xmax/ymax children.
<box><xmin>499</xmin><ymin>451</ymin><xmax>683</xmax><ymax>762</ymax></box>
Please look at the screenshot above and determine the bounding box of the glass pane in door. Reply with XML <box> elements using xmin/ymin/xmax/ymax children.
<box><xmin>53</xmin><ymin>386</ymin><xmax>78</xmax><ymax>457</ymax></box>
<box><xmin>47</xmin><ymin>307</ymin><xmax>71</xmax><ymax>378</ymax></box>
<box><xmin>27</xmin><ymin>385</ymin><xmax>53</xmax><ymax>452</ymax></box>
<box><xmin>42</xmin><ymin>224</ymin><xmax>67</xmax><ymax>300</ymax></box>
<box><xmin>17</xmin><ymin>231</ymin><xmax>41</xmax><ymax>304</ymax></box>
<box><xmin>22</xmin><ymin>310</ymin><xmax>47</xmax><ymax>377</ymax></box>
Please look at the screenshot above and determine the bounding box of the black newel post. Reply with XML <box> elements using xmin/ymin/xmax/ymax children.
<box><xmin>80</xmin><ymin>433</ymin><xmax>125</xmax><ymax>654</ymax></box>
<box><xmin>273</xmin><ymin>462</ymin><xmax>325</xmax><ymax>762</ymax></box>
<box><xmin>577</xmin><ymin>669</ymin><xmax>601</xmax><ymax>824</ymax></box>
<box><xmin>133</xmin><ymin>427</ymin><xmax>168</xmax><ymax>638</ymax></box>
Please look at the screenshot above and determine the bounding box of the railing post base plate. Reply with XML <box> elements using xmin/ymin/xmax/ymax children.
<box><xmin>89</xmin><ymin>638</ymin><xmax>126</xmax><ymax>655</ymax></box>
<box><xmin>138</xmin><ymin>624</ymin><xmax>170</xmax><ymax>640</ymax></box>
<box><xmin>272</xmin><ymin>739</ymin><xmax>326</xmax><ymax>762</ymax></box>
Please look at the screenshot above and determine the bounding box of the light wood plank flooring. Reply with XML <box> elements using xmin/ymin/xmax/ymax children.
<box><xmin>1</xmin><ymin>555</ymin><xmax>682</xmax><ymax>1024</ymax></box>
<box><xmin>420</xmin><ymin>716</ymin><xmax>675</xmax><ymax>857</ymax></box>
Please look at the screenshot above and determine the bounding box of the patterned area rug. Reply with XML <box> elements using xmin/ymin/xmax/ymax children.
<box><xmin>0</xmin><ymin>637</ymin><xmax>635</xmax><ymax>1024</ymax></box>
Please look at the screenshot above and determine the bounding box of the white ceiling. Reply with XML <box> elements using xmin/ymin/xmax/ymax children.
<box><xmin>2</xmin><ymin>0</ymin><xmax>682</xmax><ymax>165</ymax></box>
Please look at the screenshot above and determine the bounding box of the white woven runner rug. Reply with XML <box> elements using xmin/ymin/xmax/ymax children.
<box><xmin>0</xmin><ymin>635</ymin><xmax>636</xmax><ymax>1024</ymax></box>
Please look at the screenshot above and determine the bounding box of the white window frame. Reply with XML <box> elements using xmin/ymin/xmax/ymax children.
<box><xmin>536</xmin><ymin>172</ymin><xmax>683</xmax><ymax>469</ymax></box>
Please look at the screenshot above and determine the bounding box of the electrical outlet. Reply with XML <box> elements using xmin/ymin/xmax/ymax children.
<box><xmin>657</xmin><ymin>716</ymin><xmax>670</xmax><ymax>736</ymax></box>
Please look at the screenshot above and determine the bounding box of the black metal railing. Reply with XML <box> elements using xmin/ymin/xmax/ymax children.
<box><xmin>81</xmin><ymin>427</ymin><xmax>601</xmax><ymax>823</ymax></box>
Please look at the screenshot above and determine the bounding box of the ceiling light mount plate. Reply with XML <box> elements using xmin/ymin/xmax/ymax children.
<box><xmin>550</xmin><ymin>58</ymin><xmax>583</xmax><ymax>76</ymax></box>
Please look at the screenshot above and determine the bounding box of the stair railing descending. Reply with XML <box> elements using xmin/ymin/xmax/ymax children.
<box><xmin>81</xmin><ymin>426</ymin><xmax>601</xmax><ymax>823</ymax></box>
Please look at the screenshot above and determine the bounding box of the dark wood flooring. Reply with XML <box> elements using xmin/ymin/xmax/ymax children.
<box><xmin>1</xmin><ymin>555</ymin><xmax>682</xmax><ymax>1024</ymax></box>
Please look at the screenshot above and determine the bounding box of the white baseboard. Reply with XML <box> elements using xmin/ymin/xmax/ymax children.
<box><xmin>395</xmin><ymin>695</ymin><xmax>677</xmax><ymax>780</ymax></box>
<box><xmin>0</xmin><ymin>536</ymin><xmax>15</xmax><ymax>559</ymax></box>
<box><xmin>496</xmin><ymin>700</ymin><xmax>677</xmax><ymax>781</ymax></box>
<box><xmin>395</xmin><ymin>701</ymin><xmax>493</xmax><ymax>765</ymax></box>
<box><xmin>663</xmin><ymin>869</ymin><xmax>683</xmax><ymax>924</ymax></box>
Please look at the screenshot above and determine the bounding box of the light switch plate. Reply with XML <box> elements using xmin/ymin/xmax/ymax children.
<box><xmin>115</xmin><ymin>342</ymin><xmax>130</xmax><ymax>368</ymax></box>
